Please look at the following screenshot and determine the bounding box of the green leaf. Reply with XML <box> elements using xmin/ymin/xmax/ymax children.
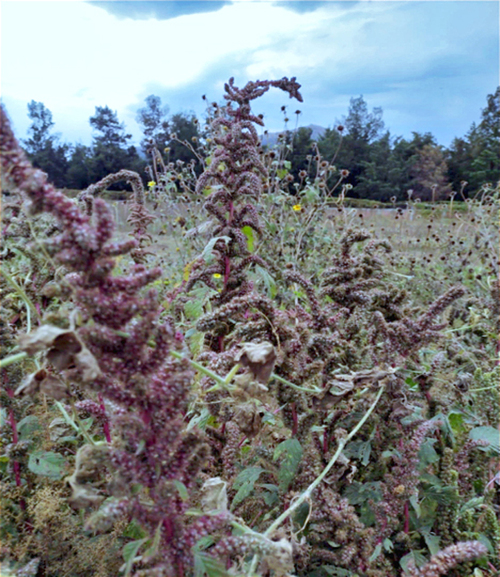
<box><xmin>274</xmin><ymin>438</ymin><xmax>303</xmax><ymax>492</ymax></box>
<box><xmin>277</xmin><ymin>168</ymin><xmax>288</xmax><ymax>179</ymax></box>
<box><xmin>259</xmin><ymin>483</ymin><xmax>279</xmax><ymax>507</ymax></box>
<box><xmin>458</xmin><ymin>496</ymin><xmax>484</xmax><ymax>517</ymax></box>
<box><xmin>410</xmin><ymin>494</ymin><xmax>421</xmax><ymax>518</ymax></box>
<box><xmin>121</xmin><ymin>538</ymin><xmax>147</xmax><ymax>577</ymax></box>
<box><xmin>200</xmin><ymin>236</ymin><xmax>231</xmax><ymax>263</ymax></box>
<box><xmin>122</xmin><ymin>519</ymin><xmax>147</xmax><ymax>540</ymax></box>
<box><xmin>255</xmin><ymin>265</ymin><xmax>276</xmax><ymax>299</ymax></box>
<box><xmin>28</xmin><ymin>451</ymin><xmax>67</xmax><ymax>479</ymax></box>
<box><xmin>173</xmin><ymin>480</ymin><xmax>189</xmax><ymax>501</ymax></box>
<box><xmin>302</xmin><ymin>185</ymin><xmax>319</xmax><ymax>202</ymax></box>
<box><xmin>405</xmin><ymin>377</ymin><xmax>418</xmax><ymax>390</ymax></box>
<box><xmin>400</xmin><ymin>550</ymin><xmax>428</xmax><ymax>574</ymax></box>
<box><xmin>17</xmin><ymin>415</ymin><xmax>40</xmax><ymax>440</ymax></box>
<box><xmin>477</xmin><ymin>533</ymin><xmax>494</xmax><ymax>554</ymax></box>
<box><xmin>231</xmin><ymin>466</ymin><xmax>264</xmax><ymax>509</ymax></box>
<box><xmin>187</xmin><ymin>406</ymin><xmax>213</xmax><ymax>431</ymax></box>
<box><xmin>418</xmin><ymin>438</ymin><xmax>439</xmax><ymax>469</ymax></box>
<box><xmin>383</xmin><ymin>538</ymin><xmax>393</xmax><ymax>552</ymax></box>
<box><xmin>143</xmin><ymin>522</ymin><xmax>162</xmax><ymax>562</ymax></box>
<box><xmin>369</xmin><ymin>543</ymin><xmax>382</xmax><ymax>563</ymax></box>
<box><xmin>469</xmin><ymin>426</ymin><xmax>500</xmax><ymax>454</ymax></box>
<box><xmin>343</xmin><ymin>481</ymin><xmax>382</xmax><ymax>505</ymax></box>
<box><xmin>184</xmin><ymin>299</ymin><xmax>204</xmax><ymax>320</ymax></box>
<box><xmin>420</xmin><ymin>530</ymin><xmax>441</xmax><ymax>556</ymax></box>
<box><xmin>193</xmin><ymin>551</ymin><xmax>231</xmax><ymax>577</ymax></box>
<box><xmin>242</xmin><ymin>226</ymin><xmax>254</xmax><ymax>252</ymax></box>
<box><xmin>322</xmin><ymin>567</ymin><xmax>354</xmax><ymax>576</ymax></box>
<box><xmin>447</xmin><ymin>412</ymin><xmax>466</xmax><ymax>436</ymax></box>
<box><xmin>344</xmin><ymin>440</ymin><xmax>371</xmax><ymax>465</ymax></box>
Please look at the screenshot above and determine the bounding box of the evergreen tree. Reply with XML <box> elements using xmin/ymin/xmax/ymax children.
<box><xmin>356</xmin><ymin>132</ymin><xmax>401</xmax><ymax>201</ymax></box>
<box><xmin>22</xmin><ymin>101</ymin><xmax>69</xmax><ymax>187</ymax></box>
<box><xmin>165</xmin><ymin>112</ymin><xmax>201</xmax><ymax>168</ymax></box>
<box><xmin>446</xmin><ymin>87</ymin><xmax>499</xmax><ymax>195</ymax></box>
<box><xmin>285</xmin><ymin>126</ymin><xmax>315</xmax><ymax>181</ymax></box>
<box><xmin>468</xmin><ymin>87</ymin><xmax>500</xmax><ymax>191</ymax></box>
<box><xmin>23</xmin><ymin>100</ymin><xmax>55</xmax><ymax>154</ymax></box>
<box><xmin>318</xmin><ymin>96</ymin><xmax>385</xmax><ymax>194</ymax></box>
<box><xmin>66</xmin><ymin>144</ymin><xmax>93</xmax><ymax>190</ymax></box>
<box><xmin>136</xmin><ymin>94</ymin><xmax>170</xmax><ymax>154</ymax></box>
<box><xmin>88</xmin><ymin>106</ymin><xmax>145</xmax><ymax>184</ymax></box>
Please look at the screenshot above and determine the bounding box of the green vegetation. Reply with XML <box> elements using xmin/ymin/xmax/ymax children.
<box><xmin>1</xmin><ymin>77</ymin><xmax>498</xmax><ymax>577</ymax></box>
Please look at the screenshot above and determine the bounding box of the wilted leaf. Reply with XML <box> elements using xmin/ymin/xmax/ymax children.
<box><xmin>18</xmin><ymin>325</ymin><xmax>69</xmax><ymax>355</ymax></box>
<box><xmin>201</xmin><ymin>477</ymin><xmax>227</xmax><ymax>512</ymax></box>
<box><xmin>262</xmin><ymin>537</ymin><xmax>294</xmax><ymax>574</ymax></box>
<box><xmin>235</xmin><ymin>341</ymin><xmax>277</xmax><ymax>384</ymax></box>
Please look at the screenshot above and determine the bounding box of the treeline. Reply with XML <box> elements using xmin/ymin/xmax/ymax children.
<box><xmin>20</xmin><ymin>96</ymin><xmax>200</xmax><ymax>191</ymax></box>
<box><xmin>20</xmin><ymin>88</ymin><xmax>499</xmax><ymax>201</ymax></box>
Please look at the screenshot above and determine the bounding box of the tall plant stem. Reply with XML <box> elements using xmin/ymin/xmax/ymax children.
<box><xmin>1</xmin><ymin>268</ymin><xmax>42</xmax><ymax>323</ymax></box>
<box><xmin>247</xmin><ymin>384</ymin><xmax>386</xmax><ymax>576</ymax></box>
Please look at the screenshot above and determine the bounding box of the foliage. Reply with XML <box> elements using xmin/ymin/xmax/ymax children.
<box><xmin>22</xmin><ymin>101</ymin><xmax>69</xmax><ymax>188</ymax></box>
<box><xmin>1</xmin><ymin>77</ymin><xmax>498</xmax><ymax>577</ymax></box>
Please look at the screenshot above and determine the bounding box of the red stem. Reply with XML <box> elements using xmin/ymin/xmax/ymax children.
<box><xmin>291</xmin><ymin>402</ymin><xmax>298</xmax><ymax>436</ymax></box>
<box><xmin>323</xmin><ymin>431</ymin><xmax>329</xmax><ymax>454</ymax></box>
<box><xmin>98</xmin><ymin>393</ymin><xmax>112</xmax><ymax>443</ymax></box>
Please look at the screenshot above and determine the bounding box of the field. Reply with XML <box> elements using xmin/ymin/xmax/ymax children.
<box><xmin>1</xmin><ymin>80</ymin><xmax>499</xmax><ymax>577</ymax></box>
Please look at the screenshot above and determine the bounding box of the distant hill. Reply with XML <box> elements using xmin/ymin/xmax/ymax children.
<box><xmin>260</xmin><ymin>124</ymin><xmax>326</xmax><ymax>148</ymax></box>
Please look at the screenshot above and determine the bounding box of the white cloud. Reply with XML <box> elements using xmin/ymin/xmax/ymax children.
<box><xmin>1</xmin><ymin>1</ymin><xmax>498</xmax><ymax>146</ymax></box>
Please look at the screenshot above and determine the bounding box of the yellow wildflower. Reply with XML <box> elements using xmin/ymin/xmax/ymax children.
<box><xmin>148</xmin><ymin>181</ymin><xmax>156</xmax><ymax>188</ymax></box>
<box><xmin>213</xmin><ymin>273</ymin><xmax>222</xmax><ymax>279</ymax></box>
<box><xmin>292</xmin><ymin>204</ymin><xmax>302</xmax><ymax>211</ymax></box>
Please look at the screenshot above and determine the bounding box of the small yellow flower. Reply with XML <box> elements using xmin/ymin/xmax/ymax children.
<box><xmin>213</xmin><ymin>273</ymin><xmax>222</xmax><ymax>279</ymax></box>
<box><xmin>148</xmin><ymin>181</ymin><xmax>156</xmax><ymax>188</ymax></box>
<box><xmin>176</xmin><ymin>247</ymin><xmax>180</xmax><ymax>251</ymax></box>
<box><xmin>292</xmin><ymin>204</ymin><xmax>302</xmax><ymax>211</ymax></box>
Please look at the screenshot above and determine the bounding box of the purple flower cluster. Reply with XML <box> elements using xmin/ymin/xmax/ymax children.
<box><xmin>1</xmin><ymin>105</ymin><xmax>224</xmax><ymax>575</ymax></box>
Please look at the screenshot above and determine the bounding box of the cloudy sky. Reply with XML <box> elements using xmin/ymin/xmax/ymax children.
<box><xmin>1</xmin><ymin>0</ymin><xmax>498</xmax><ymax>149</ymax></box>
